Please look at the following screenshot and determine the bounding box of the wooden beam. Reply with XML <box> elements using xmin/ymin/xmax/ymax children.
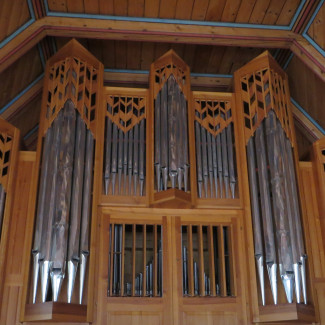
<box><xmin>0</xmin><ymin>20</ymin><xmax>46</xmax><ymax>74</ymax></box>
<box><xmin>0</xmin><ymin>76</ymin><xmax>43</xmax><ymax>121</ymax></box>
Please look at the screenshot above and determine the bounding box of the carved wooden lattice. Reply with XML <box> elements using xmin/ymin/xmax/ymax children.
<box><xmin>152</xmin><ymin>50</ymin><xmax>190</xmax><ymax>99</ymax></box>
<box><xmin>240</xmin><ymin>67</ymin><xmax>293</xmax><ymax>144</ymax></box>
<box><xmin>194</xmin><ymin>99</ymin><xmax>233</xmax><ymax>136</ymax></box>
<box><xmin>45</xmin><ymin>57</ymin><xmax>99</xmax><ymax>136</ymax></box>
<box><xmin>0</xmin><ymin>133</ymin><xmax>12</xmax><ymax>191</ymax></box>
<box><xmin>106</xmin><ymin>95</ymin><xmax>146</xmax><ymax>132</ymax></box>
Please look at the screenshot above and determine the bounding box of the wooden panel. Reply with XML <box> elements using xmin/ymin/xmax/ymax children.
<box><xmin>307</xmin><ymin>2</ymin><xmax>325</xmax><ymax>52</ymax></box>
<box><xmin>0</xmin><ymin>152</ymin><xmax>36</xmax><ymax>325</ymax></box>
<box><xmin>0</xmin><ymin>46</ymin><xmax>42</xmax><ymax>109</ymax></box>
<box><xmin>287</xmin><ymin>56</ymin><xmax>325</xmax><ymax>131</ymax></box>
<box><xmin>0</xmin><ymin>0</ymin><xmax>31</xmax><ymax>42</ymax></box>
<box><xmin>182</xmin><ymin>311</ymin><xmax>237</xmax><ymax>324</ymax></box>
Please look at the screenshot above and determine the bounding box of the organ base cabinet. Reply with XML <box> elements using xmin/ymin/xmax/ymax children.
<box><xmin>0</xmin><ymin>39</ymin><xmax>324</xmax><ymax>325</ymax></box>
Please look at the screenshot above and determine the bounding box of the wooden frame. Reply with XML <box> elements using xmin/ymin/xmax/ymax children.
<box><xmin>20</xmin><ymin>39</ymin><xmax>104</xmax><ymax>322</ymax></box>
<box><xmin>0</xmin><ymin>118</ymin><xmax>20</xmax><ymax>311</ymax></box>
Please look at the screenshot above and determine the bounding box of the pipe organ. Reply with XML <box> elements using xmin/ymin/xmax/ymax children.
<box><xmin>1</xmin><ymin>39</ymin><xmax>325</xmax><ymax>324</ymax></box>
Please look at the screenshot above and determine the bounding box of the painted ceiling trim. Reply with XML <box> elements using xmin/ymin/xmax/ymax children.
<box><xmin>303</xmin><ymin>0</ymin><xmax>325</xmax><ymax>57</ymax></box>
<box><xmin>43</xmin><ymin>0</ymin><xmax>306</xmax><ymax>31</ymax></box>
<box><xmin>0</xmin><ymin>0</ymin><xmax>35</xmax><ymax>49</ymax></box>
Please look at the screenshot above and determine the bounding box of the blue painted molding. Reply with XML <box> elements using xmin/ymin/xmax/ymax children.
<box><xmin>291</xmin><ymin>97</ymin><xmax>325</xmax><ymax>135</ymax></box>
<box><xmin>0</xmin><ymin>0</ymin><xmax>35</xmax><ymax>49</ymax></box>
<box><xmin>0</xmin><ymin>73</ymin><xmax>44</xmax><ymax>115</ymax></box>
<box><xmin>283</xmin><ymin>53</ymin><xmax>294</xmax><ymax>70</ymax></box>
<box><xmin>44</xmin><ymin>0</ymin><xmax>306</xmax><ymax>31</ymax></box>
<box><xmin>302</xmin><ymin>0</ymin><xmax>325</xmax><ymax>57</ymax></box>
<box><xmin>24</xmin><ymin>124</ymin><xmax>39</xmax><ymax>140</ymax></box>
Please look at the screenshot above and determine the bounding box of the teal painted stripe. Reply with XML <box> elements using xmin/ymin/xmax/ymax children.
<box><xmin>291</xmin><ymin>97</ymin><xmax>325</xmax><ymax>135</ymax></box>
<box><xmin>302</xmin><ymin>0</ymin><xmax>325</xmax><ymax>57</ymax></box>
<box><xmin>104</xmin><ymin>68</ymin><xmax>233</xmax><ymax>79</ymax></box>
<box><xmin>0</xmin><ymin>0</ymin><xmax>35</xmax><ymax>49</ymax></box>
<box><xmin>24</xmin><ymin>124</ymin><xmax>39</xmax><ymax>141</ymax></box>
<box><xmin>0</xmin><ymin>73</ymin><xmax>44</xmax><ymax>115</ymax></box>
<box><xmin>44</xmin><ymin>0</ymin><xmax>305</xmax><ymax>31</ymax></box>
<box><xmin>283</xmin><ymin>53</ymin><xmax>294</xmax><ymax>70</ymax></box>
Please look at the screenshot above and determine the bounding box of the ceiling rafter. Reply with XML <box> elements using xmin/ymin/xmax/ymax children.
<box><xmin>0</xmin><ymin>15</ymin><xmax>324</xmax><ymax>80</ymax></box>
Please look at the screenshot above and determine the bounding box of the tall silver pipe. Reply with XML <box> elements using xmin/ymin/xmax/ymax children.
<box><xmin>160</xmin><ymin>82</ymin><xmax>168</xmax><ymax>191</ymax></box>
<box><xmin>286</xmin><ymin>137</ymin><xmax>307</xmax><ymax>304</ymax></box>
<box><xmin>183</xmin><ymin>246</ymin><xmax>188</xmax><ymax>295</ymax></box>
<box><xmin>194</xmin><ymin>261</ymin><xmax>198</xmax><ymax>296</ymax></box>
<box><xmin>79</xmin><ymin>129</ymin><xmax>94</xmax><ymax>304</ymax></box>
<box><xmin>133</xmin><ymin>123</ymin><xmax>139</xmax><ymax>195</ymax></box>
<box><xmin>247</xmin><ymin>137</ymin><xmax>265</xmax><ymax>306</ymax></box>
<box><xmin>265</xmin><ymin>111</ymin><xmax>294</xmax><ymax>304</ymax></box>
<box><xmin>123</xmin><ymin>130</ymin><xmax>128</xmax><ymax>195</ymax></box>
<box><xmin>227</xmin><ymin>124</ymin><xmax>236</xmax><ymax>198</ymax></box>
<box><xmin>168</xmin><ymin>76</ymin><xmax>178</xmax><ymax>189</ymax></box>
<box><xmin>111</xmin><ymin>123</ymin><xmax>118</xmax><ymax>195</ymax></box>
<box><xmin>207</xmin><ymin>131</ymin><xmax>214</xmax><ymax>197</ymax></box>
<box><xmin>50</xmin><ymin>101</ymin><xmax>76</xmax><ymax>302</ymax></box>
<box><xmin>201</xmin><ymin>126</ymin><xmax>208</xmax><ymax>198</ymax></box>
<box><xmin>32</xmin><ymin>126</ymin><xmax>53</xmax><ymax>303</ymax></box>
<box><xmin>181</xmin><ymin>94</ymin><xmax>189</xmax><ymax>192</ymax></box>
<box><xmin>154</xmin><ymin>93</ymin><xmax>161</xmax><ymax>192</ymax></box>
<box><xmin>67</xmin><ymin>114</ymin><xmax>86</xmax><ymax>303</ymax></box>
<box><xmin>128</xmin><ymin>128</ymin><xmax>133</xmax><ymax>195</ymax></box>
<box><xmin>255</xmin><ymin>122</ymin><xmax>277</xmax><ymax>304</ymax></box>
<box><xmin>221</xmin><ymin>128</ymin><xmax>230</xmax><ymax>198</ymax></box>
<box><xmin>216</xmin><ymin>129</ymin><xmax>223</xmax><ymax>198</ymax></box>
<box><xmin>176</xmin><ymin>88</ymin><xmax>184</xmax><ymax>191</ymax></box>
<box><xmin>211</xmin><ymin>135</ymin><xmax>218</xmax><ymax>198</ymax></box>
<box><xmin>195</xmin><ymin>120</ymin><xmax>203</xmax><ymax>198</ymax></box>
<box><xmin>139</xmin><ymin>119</ymin><xmax>145</xmax><ymax>196</ymax></box>
<box><xmin>40</xmin><ymin>110</ymin><xmax>63</xmax><ymax>303</ymax></box>
<box><xmin>104</xmin><ymin>116</ymin><xmax>112</xmax><ymax>195</ymax></box>
<box><xmin>118</xmin><ymin>128</ymin><xmax>124</xmax><ymax>194</ymax></box>
<box><xmin>277</xmin><ymin>122</ymin><xmax>301</xmax><ymax>303</ymax></box>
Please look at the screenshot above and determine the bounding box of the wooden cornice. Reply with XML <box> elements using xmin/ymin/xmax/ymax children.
<box><xmin>0</xmin><ymin>16</ymin><xmax>324</xmax><ymax>81</ymax></box>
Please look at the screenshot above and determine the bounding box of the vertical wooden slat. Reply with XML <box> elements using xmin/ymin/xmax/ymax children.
<box><xmin>208</xmin><ymin>225</ymin><xmax>216</xmax><ymax>296</ymax></box>
<box><xmin>131</xmin><ymin>224</ymin><xmax>136</xmax><ymax>296</ymax></box>
<box><xmin>120</xmin><ymin>224</ymin><xmax>125</xmax><ymax>296</ymax></box>
<box><xmin>187</xmin><ymin>225</ymin><xmax>194</xmax><ymax>296</ymax></box>
<box><xmin>143</xmin><ymin>224</ymin><xmax>147</xmax><ymax>296</ymax></box>
<box><xmin>198</xmin><ymin>225</ymin><xmax>205</xmax><ymax>296</ymax></box>
<box><xmin>153</xmin><ymin>224</ymin><xmax>158</xmax><ymax>297</ymax></box>
<box><xmin>109</xmin><ymin>223</ymin><xmax>115</xmax><ymax>297</ymax></box>
<box><xmin>218</xmin><ymin>225</ymin><xmax>227</xmax><ymax>296</ymax></box>
<box><xmin>227</xmin><ymin>225</ymin><xmax>236</xmax><ymax>296</ymax></box>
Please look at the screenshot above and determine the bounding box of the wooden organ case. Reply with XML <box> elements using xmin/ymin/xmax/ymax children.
<box><xmin>0</xmin><ymin>39</ymin><xmax>324</xmax><ymax>325</ymax></box>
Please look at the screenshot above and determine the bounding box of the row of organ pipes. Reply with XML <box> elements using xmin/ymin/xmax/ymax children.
<box><xmin>246</xmin><ymin>110</ymin><xmax>307</xmax><ymax>306</ymax></box>
<box><xmin>108</xmin><ymin>224</ymin><xmax>163</xmax><ymax>297</ymax></box>
<box><xmin>104</xmin><ymin>105</ymin><xmax>146</xmax><ymax>196</ymax></box>
<box><xmin>154</xmin><ymin>75</ymin><xmax>189</xmax><ymax>192</ymax></box>
<box><xmin>32</xmin><ymin>100</ymin><xmax>94</xmax><ymax>304</ymax></box>
<box><xmin>195</xmin><ymin>120</ymin><xmax>236</xmax><ymax>199</ymax></box>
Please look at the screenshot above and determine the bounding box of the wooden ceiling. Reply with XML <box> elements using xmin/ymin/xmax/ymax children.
<box><xmin>0</xmin><ymin>0</ymin><xmax>324</xmax><ymax>155</ymax></box>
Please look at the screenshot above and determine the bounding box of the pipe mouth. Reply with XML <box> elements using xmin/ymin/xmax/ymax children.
<box><xmin>267</xmin><ymin>262</ymin><xmax>277</xmax><ymax>305</ymax></box>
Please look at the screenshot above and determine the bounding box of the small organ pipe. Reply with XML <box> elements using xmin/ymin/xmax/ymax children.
<box><xmin>195</xmin><ymin>120</ymin><xmax>203</xmax><ymax>198</ymax></box>
<box><xmin>123</xmin><ymin>131</ymin><xmax>128</xmax><ymax>195</ymax></box>
<box><xmin>207</xmin><ymin>131</ymin><xmax>214</xmax><ymax>197</ymax></box>
<box><xmin>181</xmin><ymin>94</ymin><xmax>189</xmax><ymax>192</ymax></box>
<box><xmin>133</xmin><ymin>123</ymin><xmax>139</xmax><ymax>195</ymax></box>
<box><xmin>118</xmin><ymin>128</ymin><xmax>124</xmax><ymax>194</ymax></box>
<box><xmin>154</xmin><ymin>93</ymin><xmax>161</xmax><ymax>191</ymax></box>
<box><xmin>216</xmin><ymin>129</ymin><xmax>223</xmax><ymax>198</ymax></box>
<box><xmin>139</xmin><ymin>119</ymin><xmax>145</xmax><ymax>196</ymax></box>
<box><xmin>201</xmin><ymin>126</ymin><xmax>208</xmax><ymax>198</ymax></box>
<box><xmin>160</xmin><ymin>82</ymin><xmax>168</xmax><ymax>191</ymax></box>
<box><xmin>221</xmin><ymin>128</ymin><xmax>230</xmax><ymax>198</ymax></box>
<box><xmin>128</xmin><ymin>128</ymin><xmax>133</xmax><ymax>195</ymax></box>
<box><xmin>226</xmin><ymin>124</ymin><xmax>236</xmax><ymax>199</ymax></box>
<box><xmin>111</xmin><ymin>123</ymin><xmax>118</xmax><ymax>195</ymax></box>
<box><xmin>104</xmin><ymin>116</ymin><xmax>112</xmax><ymax>195</ymax></box>
<box><xmin>211</xmin><ymin>135</ymin><xmax>218</xmax><ymax>198</ymax></box>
